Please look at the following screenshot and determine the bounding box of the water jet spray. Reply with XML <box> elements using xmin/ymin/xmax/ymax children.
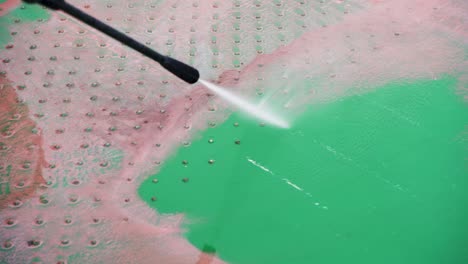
<box><xmin>24</xmin><ymin>0</ymin><xmax>289</xmax><ymax>128</ymax></box>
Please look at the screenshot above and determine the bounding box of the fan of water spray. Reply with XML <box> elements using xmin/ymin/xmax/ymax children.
<box><xmin>199</xmin><ymin>80</ymin><xmax>290</xmax><ymax>129</ymax></box>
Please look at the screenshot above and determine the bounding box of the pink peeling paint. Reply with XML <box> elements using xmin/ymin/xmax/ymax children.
<box><xmin>0</xmin><ymin>0</ymin><xmax>467</xmax><ymax>263</ymax></box>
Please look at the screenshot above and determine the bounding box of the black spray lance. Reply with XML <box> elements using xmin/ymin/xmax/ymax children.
<box><xmin>24</xmin><ymin>0</ymin><xmax>200</xmax><ymax>84</ymax></box>
<box><xmin>24</xmin><ymin>0</ymin><xmax>290</xmax><ymax>128</ymax></box>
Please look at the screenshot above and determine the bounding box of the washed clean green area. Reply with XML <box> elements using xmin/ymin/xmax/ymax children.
<box><xmin>139</xmin><ymin>77</ymin><xmax>468</xmax><ymax>264</ymax></box>
<box><xmin>0</xmin><ymin>2</ymin><xmax>49</xmax><ymax>47</ymax></box>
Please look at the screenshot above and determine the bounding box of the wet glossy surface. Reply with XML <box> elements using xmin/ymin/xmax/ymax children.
<box><xmin>140</xmin><ymin>77</ymin><xmax>468</xmax><ymax>264</ymax></box>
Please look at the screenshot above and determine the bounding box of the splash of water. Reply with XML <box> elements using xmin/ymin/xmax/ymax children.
<box><xmin>199</xmin><ymin>79</ymin><xmax>290</xmax><ymax>129</ymax></box>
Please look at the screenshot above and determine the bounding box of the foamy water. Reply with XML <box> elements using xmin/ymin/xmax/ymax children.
<box><xmin>199</xmin><ymin>79</ymin><xmax>290</xmax><ymax>129</ymax></box>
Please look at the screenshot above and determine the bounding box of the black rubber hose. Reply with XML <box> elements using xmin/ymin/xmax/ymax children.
<box><xmin>23</xmin><ymin>0</ymin><xmax>200</xmax><ymax>84</ymax></box>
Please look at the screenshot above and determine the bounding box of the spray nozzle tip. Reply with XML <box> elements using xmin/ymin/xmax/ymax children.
<box><xmin>160</xmin><ymin>56</ymin><xmax>200</xmax><ymax>84</ymax></box>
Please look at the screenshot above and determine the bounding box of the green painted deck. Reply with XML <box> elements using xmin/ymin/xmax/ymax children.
<box><xmin>140</xmin><ymin>77</ymin><xmax>468</xmax><ymax>264</ymax></box>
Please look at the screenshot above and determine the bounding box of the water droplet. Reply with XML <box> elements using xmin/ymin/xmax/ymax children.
<box><xmin>10</xmin><ymin>199</ymin><xmax>22</xmax><ymax>208</ymax></box>
<box><xmin>68</xmin><ymin>194</ymin><xmax>78</xmax><ymax>203</ymax></box>
<box><xmin>71</xmin><ymin>179</ymin><xmax>80</xmax><ymax>185</ymax></box>
<box><xmin>39</xmin><ymin>195</ymin><xmax>49</xmax><ymax>204</ymax></box>
<box><xmin>35</xmin><ymin>217</ymin><xmax>44</xmax><ymax>225</ymax></box>
<box><xmin>4</xmin><ymin>218</ymin><xmax>16</xmax><ymax>226</ymax></box>
<box><xmin>27</xmin><ymin>239</ymin><xmax>41</xmax><ymax>247</ymax></box>
<box><xmin>2</xmin><ymin>240</ymin><xmax>13</xmax><ymax>249</ymax></box>
<box><xmin>22</xmin><ymin>162</ymin><xmax>31</xmax><ymax>169</ymax></box>
<box><xmin>64</xmin><ymin>217</ymin><xmax>72</xmax><ymax>225</ymax></box>
<box><xmin>51</xmin><ymin>144</ymin><xmax>61</xmax><ymax>150</ymax></box>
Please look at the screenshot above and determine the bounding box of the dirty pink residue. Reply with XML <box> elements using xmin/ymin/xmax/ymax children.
<box><xmin>0</xmin><ymin>76</ymin><xmax>48</xmax><ymax>209</ymax></box>
<box><xmin>220</xmin><ymin>0</ymin><xmax>468</xmax><ymax>117</ymax></box>
<box><xmin>0</xmin><ymin>0</ymin><xmax>467</xmax><ymax>263</ymax></box>
<box><xmin>0</xmin><ymin>0</ymin><xmax>20</xmax><ymax>16</ymax></box>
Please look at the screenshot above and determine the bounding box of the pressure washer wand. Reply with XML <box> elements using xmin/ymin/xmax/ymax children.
<box><xmin>24</xmin><ymin>0</ymin><xmax>200</xmax><ymax>84</ymax></box>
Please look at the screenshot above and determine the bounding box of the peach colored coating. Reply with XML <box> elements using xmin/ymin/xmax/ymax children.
<box><xmin>0</xmin><ymin>0</ymin><xmax>467</xmax><ymax>263</ymax></box>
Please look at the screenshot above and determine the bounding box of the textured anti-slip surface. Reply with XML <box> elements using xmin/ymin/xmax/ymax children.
<box><xmin>1</xmin><ymin>1</ymin><xmax>467</xmax><ymax>263</ymax></box>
